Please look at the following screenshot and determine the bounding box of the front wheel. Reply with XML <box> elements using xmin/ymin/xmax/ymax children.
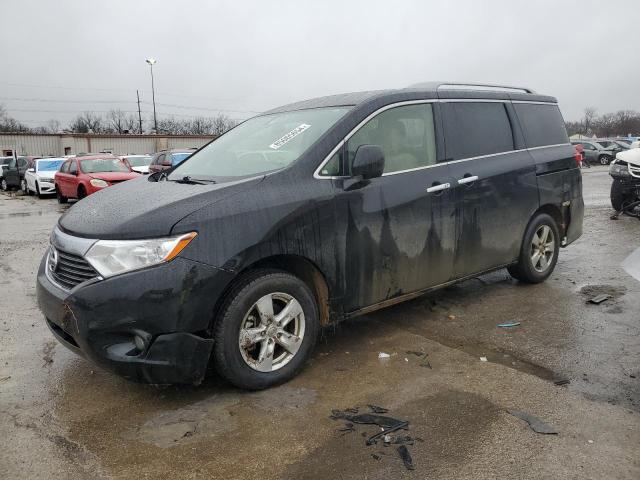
<box><xmin>0</xmin><ymin>178</ymin><xmax>7</xmax><ymax>191</ymax></box>
<box><xmin>610</xmin><ymin>179</ymin><xmax>626</xmax><ymax>211</ymax></box>
<box><xmin>508</xmin><ymin>213</ymin><xmax>560</xmax><ymax>283</ymax></box>
<box><xmin>213</xmin><ymin>269</ymin><xmax>319</xmax><ymax>390</ymax></box>
<box><xmin>56</xmin><ymin>186</ymin><xmax>68</xmax><ymax>204</ymax></box>
<box><xmin>20</xmin><ymin>178</ymin><xmax>28</xmax><ymax>193</ymax></box>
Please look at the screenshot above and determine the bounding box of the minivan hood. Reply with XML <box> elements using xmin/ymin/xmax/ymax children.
<box><xmin>58</xmin><ymin>175</ymin><xmax>265</xmax><ymax>239</ymax></box>
<box><xmin>615</xmin><ymin>148</ymin><xmax>640</xmax><ymax>166</ymax></box>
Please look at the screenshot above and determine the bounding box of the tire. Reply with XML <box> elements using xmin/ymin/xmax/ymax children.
<box><xmin>213</xmin><ymin>269</ymin><xmax>319</xmax><ymax>390</ymax></box>
<box><xmin>610</xmin><ymin>179</ymin><xmax>626</xmax><ymax>211</ymax></box>
<box><xmin>56</xmin><ymin>186</ymin><xmax>68</xmax><ymax>204</ymax></box>
<box><xmin>599</xmin><ymin>155</ymin><xmax>612</xmax><ymax>165</ymax></box>
<box><xmin>77</xmin><ymin>185</ymin><xmax>86</xmax><ymax>200</ymax></box>
<box><xmin>26</xmin><ymin>181</ymin><xmax>33</xmax><ymax>195</ymax></box>
<box><xmin>0</xmin><ymin>178</ymin><xmax>7</xmax><ymax>191</ymax></box>
<box><xmin>20</xmin><ymin>178</ymin><xmax>28</xmax><ymax>193</ymax></box>
<box><xmin>508</xmin><ymin>213</ymin><xmax>560</xmax><ymax>284</ymax></box>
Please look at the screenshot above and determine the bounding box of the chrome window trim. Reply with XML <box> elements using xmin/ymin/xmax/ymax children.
<box><xmin>527</xmin><ymin>143</ymin><xmax>571</xmax><ymax>151</ymax></box>
<box><xmin>313</xmin><ymin>100</ymin><xmax>437</xmax><ymax>179</ymax></box>
<box><xmin>512</xmin><ymin>100</ymin><xmax>560</xmax><ymax>105</ymax></box>
<box><xmin>313</xmin><ymin>99</ymin><xmax>565</xmax><ymax>180</ymax></box>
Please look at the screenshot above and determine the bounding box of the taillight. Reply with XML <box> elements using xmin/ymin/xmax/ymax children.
<box><xmin>574</xmin><ymin>152</ymin><xmax>582</xmax><ymax>166</ymax></box>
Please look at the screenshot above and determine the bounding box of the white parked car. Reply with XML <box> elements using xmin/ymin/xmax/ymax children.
<box><xmin>121</xmin><ymin>155</ymin><xmax>153</xmax><ymax>174</ymax></box>
<box><xmin>630</xmin><ymin>140</ymin><xmax>640</xmax><ymax>149</ymax></box>
<box><xmin>25</xmin><ymin>158</ymin><xmax>66</xmax><ymax>197</ymax></box>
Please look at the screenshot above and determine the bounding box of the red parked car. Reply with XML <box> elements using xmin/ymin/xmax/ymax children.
<box><xmin>54</xmin><ymin>155</ymin><xmax>139</xmax><ymax>203</ymax></box>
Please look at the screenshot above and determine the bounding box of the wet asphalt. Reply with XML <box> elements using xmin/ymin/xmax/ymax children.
<box><xmin>0</xmin><ymin>167</ymin><xmax>638</xmax><ymax>479</ymax></box>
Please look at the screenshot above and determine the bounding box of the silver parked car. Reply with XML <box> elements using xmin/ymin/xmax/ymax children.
<box><xmin>571</xmin><ymin>140</ymin><xmax>617</xmax><ymax>165</ymax></box>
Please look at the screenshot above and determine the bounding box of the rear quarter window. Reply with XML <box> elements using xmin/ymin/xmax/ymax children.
<box><xmin>442</xmin><ymin>102</ymin><xmax>514</xmax><ymax>160</ymax></box>
<box><xmin>514</xmin><ymin>103</ymin><xmax>569</xmax><ymax>148</ymax></box>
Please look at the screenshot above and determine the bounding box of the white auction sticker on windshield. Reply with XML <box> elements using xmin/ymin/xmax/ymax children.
<box><xmin>269</xmin><ymin>124</ymin><xmax>311</xmax><ymax>149</ymax></box>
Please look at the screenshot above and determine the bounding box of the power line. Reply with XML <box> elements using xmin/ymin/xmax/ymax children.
<box><xmin>0</xmin><ymin>80</ymin><xmax>271</xmax><ymax>110</ymax></box>
<box><xmin>0</xmin><ymin>96</ymin><xmax>135</xmax><ymax>104</ymax></box>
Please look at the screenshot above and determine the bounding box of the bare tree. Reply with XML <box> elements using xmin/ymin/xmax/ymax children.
<box><xmin>107</xmin><ymin>110</ymin><xmax>138</xmax><ymax>134</ymax></box>
<box><xmin>211</xmin><ymin>114</ymin><xmax>237</xmax><ymax>135</ymax></box>
<box><xmin>582</xmin><ymin>107</ymin><xmax>597</xmax><ymax>135</ymax></box>
<box><xmin>69</xmin><ymin>112</ymin><xmax>104</xmax><ymax>133</ymax></box>
<box><xmin>44</xmin><ymin>119</ymin><xmax>61</xmax><ymax>133</ymax></box>
<box><xmin>0</xmin><ymin>104</ymin><xmax>30</xmax><ymax>133</ymax></box>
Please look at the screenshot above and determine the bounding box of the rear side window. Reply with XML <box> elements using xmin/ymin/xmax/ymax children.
<box><xmin>513</xmin><ymin>103</ymin><xmax>569</xmax><ymax>148</ymax></box>
<box><xmin>442</xmin><ymin>102</ymin><xmax>514</xmax><ymax>160</ymax></box>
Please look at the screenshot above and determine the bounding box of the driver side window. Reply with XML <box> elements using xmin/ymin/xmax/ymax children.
<box><xmin>346</xmin><ymin>104</ymin><xmax>437</xmax><ymax>175</ymax></box>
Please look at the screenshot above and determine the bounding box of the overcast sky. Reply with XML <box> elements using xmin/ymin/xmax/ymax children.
<box><xmin>1</xmin><ymin>0</ymin><xmax>638</xmax><ymax>128</ymax></box>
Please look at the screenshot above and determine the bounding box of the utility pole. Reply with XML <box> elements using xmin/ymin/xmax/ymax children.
<box><xmin>145</xmin><ymin>58</ymin><xmax>158</xmax><ymax>133</ymax></box>
<box><xmin>136</xmin><ymin>90</ymin><xmax>143</xmax><ymax>134</ymax></box>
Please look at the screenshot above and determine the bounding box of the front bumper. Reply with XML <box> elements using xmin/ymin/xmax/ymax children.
<box><xmin>38</xmin><ymin>181</ymin><xmax>55</xmax><ymax>193</ymax></box>
<box><xmin>37</xmin><ymin>254</ymin><xmax>234</xmax><ymax>384</ymax></box>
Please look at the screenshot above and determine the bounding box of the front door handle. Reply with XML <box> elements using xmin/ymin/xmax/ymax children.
<box><xmin>457</xmin><ymin>175</ymin><xmax>479</xmax><ymax>185</ymax></box>
<box><xmin>426</xmin><ymin>182</ymin><xmax>451</xmax><ymax>193</ymax></box>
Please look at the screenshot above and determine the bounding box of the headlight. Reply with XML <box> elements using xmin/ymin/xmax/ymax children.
<box><xmin>609</xmin><ymin>163</ymin><xmax>630</xmax><ymax>177</ymax></box>
<box><xmin>84</xmin><ymin>232</ymin><xmax>197</xmax><ymax>278</ymax></box>
<box><xmin>90</xmin><ymin>178</ymin><xmax>109</xmax><ymax>188</ymax></box>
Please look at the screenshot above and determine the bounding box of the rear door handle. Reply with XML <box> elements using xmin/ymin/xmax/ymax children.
<box><xmin>457</xmin><ymin>175</ymin><xmax>479</xmax><ymax>185</ymax></box>
<box><xmin>426</xmin><ymin>182</ymin><xmax>451</xmax><ymax>193</ymax></box>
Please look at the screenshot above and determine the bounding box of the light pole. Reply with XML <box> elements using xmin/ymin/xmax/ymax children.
<box><xmin>145</xmin><ymin>58</ymin><xmax>158</xmax><ymax>133</ymax></box>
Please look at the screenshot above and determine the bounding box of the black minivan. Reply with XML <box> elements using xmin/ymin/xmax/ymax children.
<box><xmin>37</xmin><ymin>83</ymin><xmax>583</xmax><ymax>389</ymax></box>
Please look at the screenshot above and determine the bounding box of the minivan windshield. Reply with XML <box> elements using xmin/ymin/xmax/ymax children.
<box><xmin>168</xmin><ymin>107</ymin><xmax>349</xmax><ymax>180</ymax></box>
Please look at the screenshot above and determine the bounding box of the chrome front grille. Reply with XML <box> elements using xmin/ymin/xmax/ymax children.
<box><xmin>628</xmin><ymin>164</ymin><xmax>640</xmax><ymax>178</ymax></box>
<box><xmin>49</xmin><ymin>247</ymin><xmax>99</xmax><ymax>290</ymax></box>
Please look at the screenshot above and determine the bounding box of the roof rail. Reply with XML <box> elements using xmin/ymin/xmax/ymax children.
<box><xmin>408</xmin><ymin>81</ymin><xmax>536</xmax><ymax>94</ymax></box>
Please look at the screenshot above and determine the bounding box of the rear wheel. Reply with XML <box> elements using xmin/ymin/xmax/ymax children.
<box><xmin>20</xmin><ymin>178</ymin><xmax>28</xmax><ymax>193</ymax></box>
<box><xmin>508</xmin><ymin>213</ymin><xmax>560</xmax><ymax>283</ymax></box>
<box><xmin>599</xmin><ymin>154</ymin><xmax>612</xmax><ymax>165</ymax></box>
<box><xmin>56</xmin><ymin>186</ymin><xmax>67</xmax><ymax>204</ymax></box>
<box><xmin>213</xmin><ymin>269</ymin><xmax>320</xmax><ymax>390</ymax></box>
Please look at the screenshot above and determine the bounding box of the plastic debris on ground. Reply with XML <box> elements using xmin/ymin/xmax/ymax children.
<box><xmin>397</xmin><ymin>445</ymin><xmax>415</xmax><ymax>470</ymax></box>
<box><xmin>378</xmin><ymin>352</ymin><xmax>390</xmax><ymax>359</ymax></box>
<box><xmin>588</xmin><ymin>294</ymin><xmax>612</xmax><ymax>304</ymax></box>
<box><xmin>497</xmin><ymin>321</ymin><xmax>521</xmax><ymax>328</ymax></box>
<box><xmin>507</xmin><ymin>410</ymin><xmax>558</xmax><ymax>434</ymax></box>
<box><xmin>554</xmin><ymin>379</ymin><xmax>571</xmax><ymax>386</ymax></box>
<box><xmin>480</xmin><ymin>356</ymin><xmax>488</xmax><ymax>362</ymax></box>
<box><xmin>330</xmin><ymin>405</ymin><xmax>418</xmax><ymax>470</ymax></box>
<box><xmin>406</xmin><ymin>350</ymin><xmax>432</xmax><ymax>369</ymax></box>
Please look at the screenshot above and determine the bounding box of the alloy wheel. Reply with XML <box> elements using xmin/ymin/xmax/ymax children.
<box><xmin>530</xmin><ymin>225</ymin><xmax>555</xmax><ymax>273</ymax></box>
<box><xmin>238</xmin><ymin>292</ymin><xmax>305</xmax><ymax>372</ymax></box>
<box><xmin>20</xmin><ymin>179</ymin><xmax>27</xmax><ymax>192</ymax></box>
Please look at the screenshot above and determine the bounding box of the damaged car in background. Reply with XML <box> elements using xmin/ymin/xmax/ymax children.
<box><xmin>36</xmin><ymin>82</ymin><xmax>583</xmax><ymax>389</ymax></box>
<box><xmin>610</xmin><ymin>147</ymin><xmax>640</xmax><ymax>218</ymax></box>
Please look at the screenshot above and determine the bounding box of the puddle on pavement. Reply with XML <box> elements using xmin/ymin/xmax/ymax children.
<box><xmin>281</xmin><ymin>389</ymin><xmax>500</xmax><ymax>479</ymax></box>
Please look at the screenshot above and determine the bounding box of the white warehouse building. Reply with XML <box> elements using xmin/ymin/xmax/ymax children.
<box><xmin>0</xmin><ymin>133</ymin><xmax>216</xmax><ymax>157</ymax></box>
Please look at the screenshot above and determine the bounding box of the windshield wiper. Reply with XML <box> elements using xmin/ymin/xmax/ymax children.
<box><xmin>170</xmin><ymin>176</ymin><xmax>215</xmax><ymax>185</ymax></box>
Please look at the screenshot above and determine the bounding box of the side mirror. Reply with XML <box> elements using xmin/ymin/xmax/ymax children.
<box><xmin>351</xmin><ymin>145</ymin><xmax>385</xmax><ymax>179</ymax></box>
<box><xmin>27</xmin><ymin>168</ymin><xmax>35</xmax><ymax>173</ymax></box>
